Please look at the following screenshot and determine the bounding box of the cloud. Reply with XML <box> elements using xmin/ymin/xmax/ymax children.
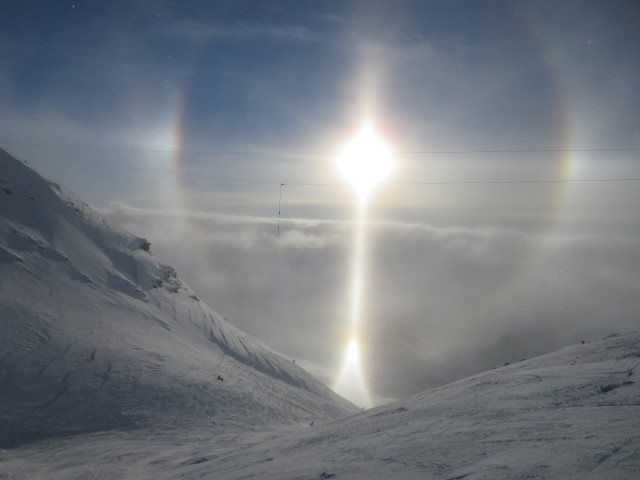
<box><xmin>102</xmin><ymin>202</ymin><xmax>640</xmax><ymax>400</ymax></box>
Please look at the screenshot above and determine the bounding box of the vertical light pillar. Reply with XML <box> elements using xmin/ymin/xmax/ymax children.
<box><xmin>333</xmin><ymin>120</ymin><xmax>395</xmax><ymax>409</ymax></box>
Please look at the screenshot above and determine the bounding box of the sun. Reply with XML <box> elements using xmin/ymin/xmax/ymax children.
<box><xmin>335</xmin><ymin>121</ymin><xmax>395</xmax><ymax>205</ymax></box>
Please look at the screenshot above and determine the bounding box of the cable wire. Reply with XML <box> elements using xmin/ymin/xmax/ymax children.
<box><xmin>10</xmin><ymin>145</ymin><xmax>640</xmax><ymax>187</ymax></box>
<box><xmin>3</xmin><ymin>138</ymin><xmax>640</xmax><ymax>156</ymax></box>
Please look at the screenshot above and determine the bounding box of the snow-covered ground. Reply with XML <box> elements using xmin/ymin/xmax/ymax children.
<box><xmin>1</xmin><ymin>148</ymin><xmax>639</xmax><ymax>479</ymax></box>
<box><xmin>0</xmin><ymin>147</ymin><xmax>355</xmax><ymax>448</ymax></box>
<box><xmin>2</xmin><ymin>333</ymin><xmax>638</xmax><ymax>479</ymax></box>
<box><xmin>196</xmin><ymin>333</ymin><xmax>639</xmax><ymax>480</ymax></box>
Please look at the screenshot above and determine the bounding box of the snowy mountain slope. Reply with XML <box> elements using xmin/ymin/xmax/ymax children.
<box><xmin>1</xmin><ymin>333</ymin><xmax>637</xmax><ymax>479</ymax></box>
<box><xmin>188</xmin><ymin>332</ymin><xmax>638</xmax><ymax>480</ymax></box>
<box><xmin>0</xmin><ymin>147</ymin><xmax>356</xmax><ymax>448</ymax></box>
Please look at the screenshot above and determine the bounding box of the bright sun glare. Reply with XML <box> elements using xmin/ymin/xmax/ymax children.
<box><xmin>335</xmin><ymin>121</ymin><xmax>395</xmax><ymax>204</ymax></box>
<box><xmin>345</xmin><ymin>337</ymin><xmax>359</xmax><ymax>365</ymax></box>
<box><xmin>334</xmin><ymin>120</ymin><xmax>396</xmax><ymax>409</ymax></box>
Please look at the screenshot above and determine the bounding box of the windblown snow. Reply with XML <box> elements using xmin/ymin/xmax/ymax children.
<box><xmin>1</xmin><ymin>147</ymin><xmax>639</xmax><ymax>479</ymax></box>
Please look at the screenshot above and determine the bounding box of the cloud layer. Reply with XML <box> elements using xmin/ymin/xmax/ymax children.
<box><xmin>103</xmin><ymin>203</ymin><xmax>640</xmax><ymax>400</ymax></box>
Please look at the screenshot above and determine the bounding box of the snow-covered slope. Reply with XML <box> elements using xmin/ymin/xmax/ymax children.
<box><xmin>197</xmin><ymin>332</ymin><xmax>639</xmax><ymax>480</ymax></box>
<box><xmin>1</xmin><ymin>333</ymin><xmax>638</xmax><ymax>479</ymax></box>
<box><xmin>0</xmin><ymin>147</ymin><xmax>356</xmax><ymax>449</ymax></box>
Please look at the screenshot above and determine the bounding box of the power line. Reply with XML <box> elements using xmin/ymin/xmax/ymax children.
<box><xmin>3</xmin><ymin>138</ymin><xmax>640</xmax><ymax>156</ymax></box>
<box><xmin>18</xmin><ymin>150</ymin><xmax>280</xmax><ymax>185</ymax></box>
<box><xmin>379</xmin><ymin>178</ymin><xmax>640</xmax><ymax>186</ymax></box>
<box><xmin>12</xmin><ymin>147</ymin><xmax>640</xmax><ymax>187</ymax></box>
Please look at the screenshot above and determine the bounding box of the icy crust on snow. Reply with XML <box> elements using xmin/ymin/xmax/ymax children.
<box><xmin>0</xmin><ymin>148</ymin><xmax>356</xmax><ymax>448</ymax></box>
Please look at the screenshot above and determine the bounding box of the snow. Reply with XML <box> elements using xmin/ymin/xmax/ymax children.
<box><xmin>179</xmin><ymin>334</ymin><xmax>639</xmax><ymax>479</ymax></box>
<box><xmin>1</xmin><ymin>147</ymin><xmax>639</xmax><ymax>479</ymax></box>
<box><xmin>0</xmin><ymin>147</ymin><xmax>355</xmax><ymax>448</ymax></box>
<box><xmin>2</xmin><ymin>333</ymin><xmax>638</xmax><ymax>479</ymax></box>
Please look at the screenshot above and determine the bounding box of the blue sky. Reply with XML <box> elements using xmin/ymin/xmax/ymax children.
<box><xmin>2</xmin><ymin>1</ymin><xmax>639</xmax><ymax>400</ymax></box>
<box><xmin>2</xmin><ymin>0</ymin><xmax>639</xmax><ymax>218</ymax></box>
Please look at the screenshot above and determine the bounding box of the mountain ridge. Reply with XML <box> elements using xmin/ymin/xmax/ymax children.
<box><xmin>0</xmin><ymin>147</ymin><xmax>356</xmax><ymax>448</ymax></box>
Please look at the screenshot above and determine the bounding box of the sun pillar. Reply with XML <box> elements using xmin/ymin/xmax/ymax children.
<box><xmin>333</xmin><ymin>120</ymin><xmax>394</xmax><ymax>409</ymax></box>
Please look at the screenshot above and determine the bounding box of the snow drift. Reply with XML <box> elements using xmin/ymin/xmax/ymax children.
<box><xmin>0</xmin><ymin>147</ymin><xmax>356</xmax><ymax>448</ymax></box>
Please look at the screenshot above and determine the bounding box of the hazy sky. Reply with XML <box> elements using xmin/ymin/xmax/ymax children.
<box><xmin>2</xmin><ymin>1</ymin><xmax>639</xmax><ymax>402</ymax></box>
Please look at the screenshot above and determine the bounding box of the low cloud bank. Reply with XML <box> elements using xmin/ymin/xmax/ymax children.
<box><xmin>103</xmin><ymin>202</ymin><xmax>640</xmax><ymax>399</ymax></box>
